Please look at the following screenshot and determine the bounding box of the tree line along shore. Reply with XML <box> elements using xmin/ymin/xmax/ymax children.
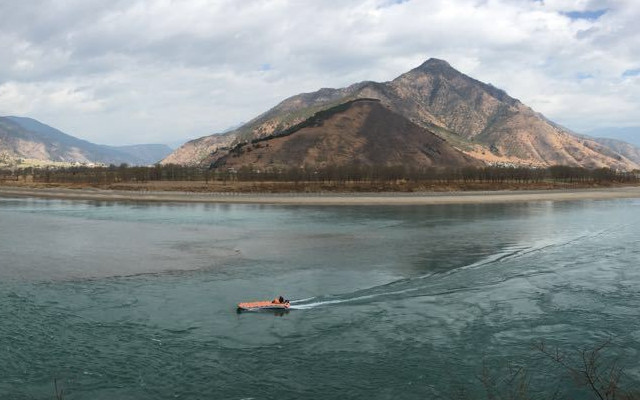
<box><xmin>1</xmin><ymin>164</ymin><xmax>639</xmax><ymax>193</ymax></box>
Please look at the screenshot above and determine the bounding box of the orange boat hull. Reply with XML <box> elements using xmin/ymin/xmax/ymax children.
<box><xmin>237</xmin><ymin>300</ymin><xmax>290</xmax><ymax>311</ymax></box>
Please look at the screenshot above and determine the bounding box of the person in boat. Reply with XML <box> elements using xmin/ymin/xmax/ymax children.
<box><xmin>272</xmin><ymin>296</ymin><xmax>289</xmax><ymax>305</ymax></box>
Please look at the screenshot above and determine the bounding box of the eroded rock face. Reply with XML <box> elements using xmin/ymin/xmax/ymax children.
<box><xmin>163</xmin><ymin>59</ymin><xmax>640</xmax><ymax>170</ymax></box>
<box><xmin>386</xmin><ymin>59</ymin><xmax>638</xmax><ymax>170</ymax></box>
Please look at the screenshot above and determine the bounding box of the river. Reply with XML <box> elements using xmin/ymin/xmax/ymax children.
<box><xmin>1</xmin><ymin>197</ymin><xmax>639</xmax><ymax>399</ymax></box>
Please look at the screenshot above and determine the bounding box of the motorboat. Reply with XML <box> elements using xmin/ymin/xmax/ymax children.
<box><xmin>237</xmin><ymin>299</ymin><xmax>290</xmax><ymax>312</ymax></box>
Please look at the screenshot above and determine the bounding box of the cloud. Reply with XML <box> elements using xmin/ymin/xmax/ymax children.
<box><xmin>0</xmin><ymin>0</ymin><xmax>638</xmax><ymax>144</ymax></box>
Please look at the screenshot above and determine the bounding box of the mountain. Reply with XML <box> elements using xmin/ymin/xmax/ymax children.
<box><xmin>0</xmin><ymin>116</ymin><xmax>170</xmax><ymax>166</ymax></box>
<box><xmin>163</xmin><ymin>58</ymin><xmax>640</xmax><ymax>170</ymax></box>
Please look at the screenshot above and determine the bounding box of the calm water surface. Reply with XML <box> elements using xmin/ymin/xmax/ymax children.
<box><xmin>0</xmin><ymin>197</ymin><xmax>639</xmax><ymax>399</ymax></box>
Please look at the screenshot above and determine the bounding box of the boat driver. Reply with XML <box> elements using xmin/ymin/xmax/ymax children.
<box><xmin>272</xmin><ymin>296</ymin><xmax>289</xmax><ymax>304</ymax></box>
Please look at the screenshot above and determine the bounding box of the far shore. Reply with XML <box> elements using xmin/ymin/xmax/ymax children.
<box><xmin>2</xmin><ymin>184</ymin><xmax>640</xmax><ymax>206</ymax></box>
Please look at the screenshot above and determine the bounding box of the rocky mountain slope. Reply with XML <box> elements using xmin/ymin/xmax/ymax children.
<box><xmin>164</xmin><ymin>59</ymin><xmax>640</xmax><ymax>170</ymax></box>
<box><xmin>0</xmin><ymin>116</ymin><xmax>171</xmax><ymax>166</ymax></box>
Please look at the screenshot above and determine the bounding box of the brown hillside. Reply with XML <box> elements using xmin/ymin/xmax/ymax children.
<box><xmin>210</xmin><ymin>99</ymin><xmax>481</xmax><ymax>170</ymax></box>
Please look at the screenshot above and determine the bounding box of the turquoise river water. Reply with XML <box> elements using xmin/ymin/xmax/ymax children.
<box><xmin>0</xmin><ymin>196</ymin><xmax>639</xmax><ymax>399</ymax></box>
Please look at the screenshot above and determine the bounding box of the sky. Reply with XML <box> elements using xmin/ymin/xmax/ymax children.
<box><xmin>0</xmin><ymin>0</ymin><xmax>638</xmax><ymax>146</ymax></box>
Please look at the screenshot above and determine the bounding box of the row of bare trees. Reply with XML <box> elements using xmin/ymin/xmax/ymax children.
<box><xmin>1</xmin><ymin>164</ymin><xmax>638</xmax><ymax>185</ymax></box>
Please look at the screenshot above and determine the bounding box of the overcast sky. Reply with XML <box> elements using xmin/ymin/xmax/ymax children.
<box><xmin>0</xmin><ymin>0</ymin><xmax>638</xmax><ymax>146</ymax></box>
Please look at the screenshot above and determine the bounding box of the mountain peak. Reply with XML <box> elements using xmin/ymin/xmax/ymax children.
<box><xmin>416</xmin><ymin>58</ymin><xmax>455</xmax><ymax>72</ymax></box>
<box><xmin>420</xmin><ymin>58</ymin><xmax>451</xmax><ymax>67</ymax></box>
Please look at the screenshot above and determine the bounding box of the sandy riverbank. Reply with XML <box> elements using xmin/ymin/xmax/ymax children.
<box><xmin>2</xmin><ymin>185</ymin><xmax>640</xmax><ymax>205</ymax></box>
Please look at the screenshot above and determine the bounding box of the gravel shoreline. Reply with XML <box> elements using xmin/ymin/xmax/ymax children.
<box><xmin>2</xmin><ymin>185</ymin><xmax>640</xmax><ymax>205</ymax></box>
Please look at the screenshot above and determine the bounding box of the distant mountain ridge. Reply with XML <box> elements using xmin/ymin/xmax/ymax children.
<box><xmin>588</xmin><ymin>127</ymin><xmax>640</xmax><ymax>147</ymax></box>
<box><xmin>0</xmin><ymin>116</ymin><xmax>172</xmax><ymax>166</ymax></box>
<box><xmin>590</xmin><ymin>137</ymin><xmax>640</xmax><ymax>165</ymax></box>
<box><xmin>111</xmin><ymin>144</ymin><xmax>174</xmax><ymax>166</ymax></box>
<box><xmin>163</xmin><ymin>58</ymin><xmax>640</xmax><ymax>171</ymax></box>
